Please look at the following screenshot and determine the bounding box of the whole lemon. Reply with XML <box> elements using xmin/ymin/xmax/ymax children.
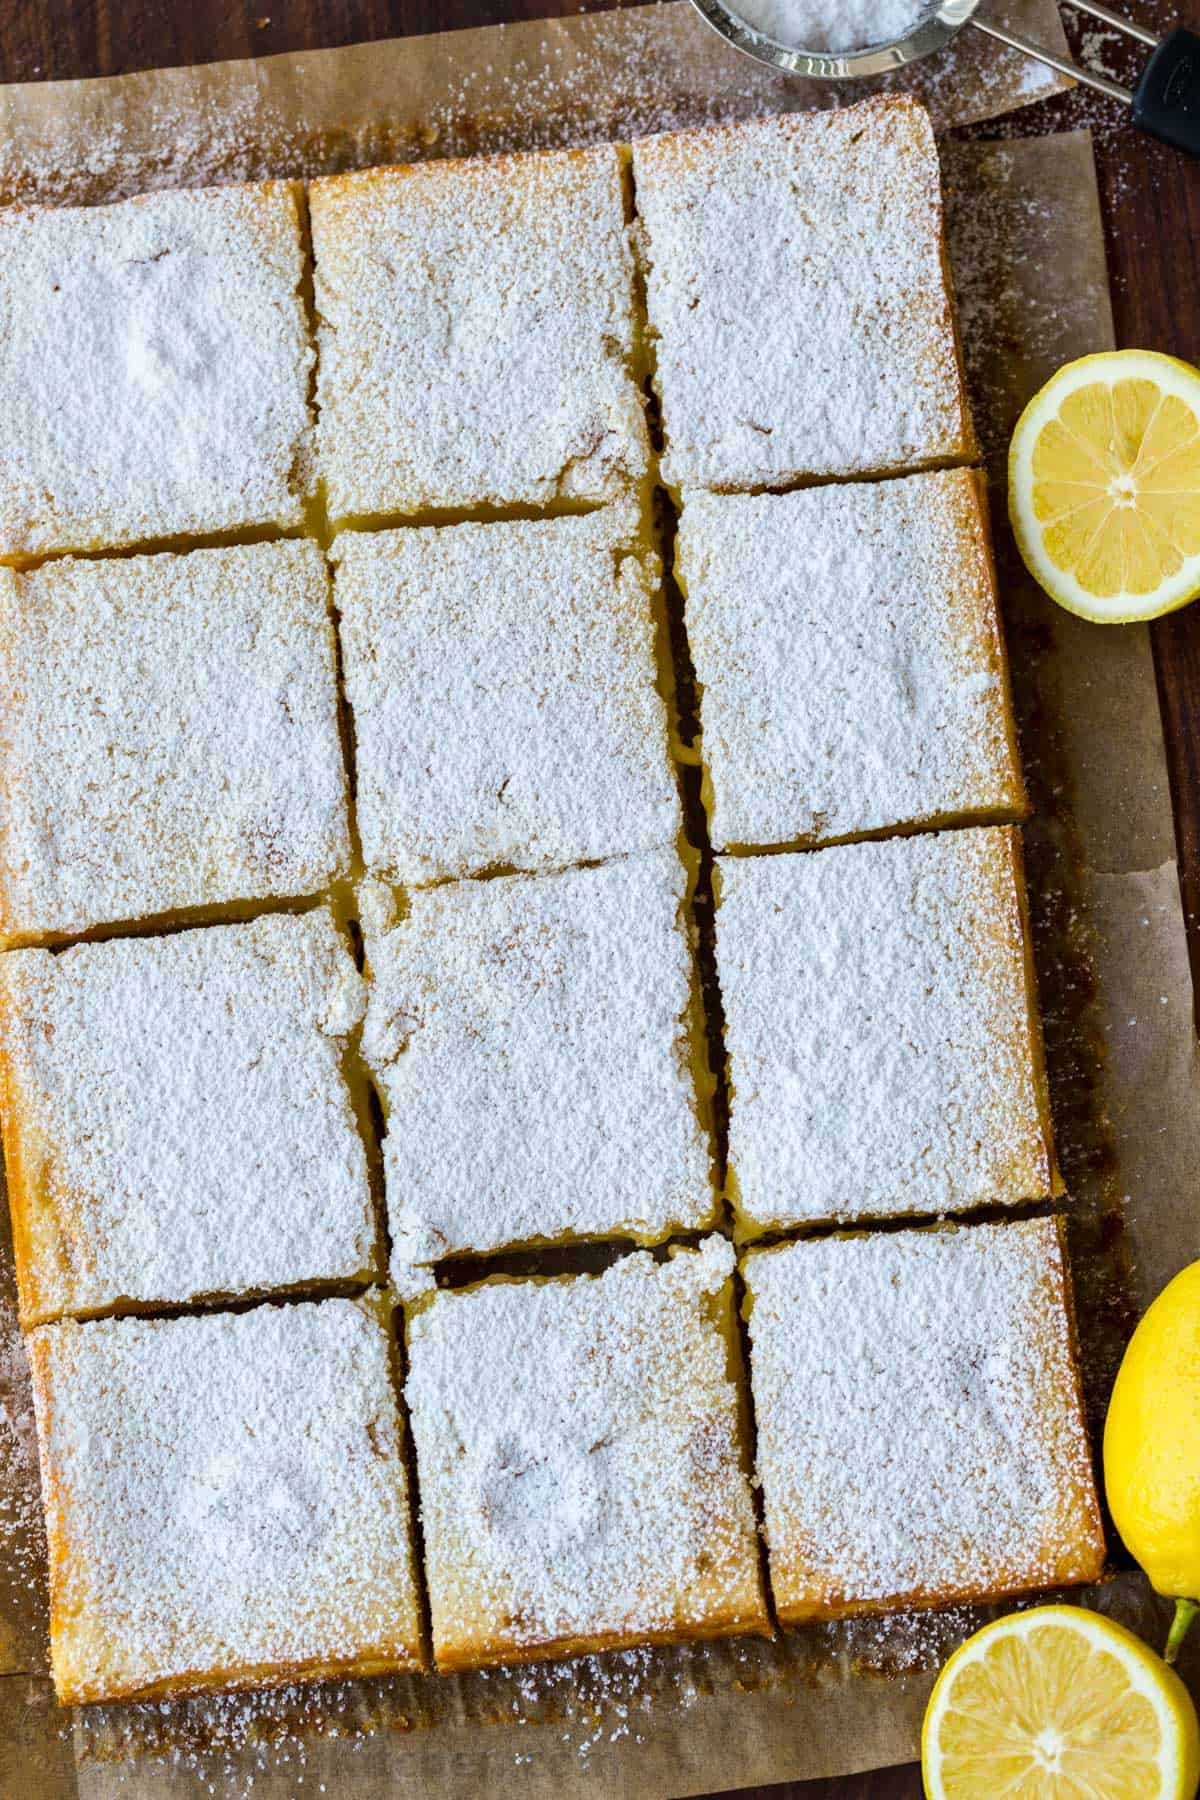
<box><xmin>1104</xmin><ymin>1259</ymin><xmax>1200</xmax><ymax>1663</ymax></box>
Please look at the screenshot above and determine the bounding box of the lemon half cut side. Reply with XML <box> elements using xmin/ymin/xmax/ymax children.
<box><xmin>922</xmin><ymin>1604</ymin><xmax>1200</xmax><ymax>1799</ymax></box>
<box><xmin>1009</xmin><ymin>350</ymin><xmax>1200</xmax><ymax>624</ymax></box>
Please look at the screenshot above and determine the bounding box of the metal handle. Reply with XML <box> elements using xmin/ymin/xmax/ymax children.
<box><xmin>970</xmin><ymin>8</ymin><xmax>1200</xmax><ymax>160</ymax></box>
<box><xmin>1064</xmin><ymin>0</ymin><xmax>1156</xmax><ymax>50</ymax></box>
<box><xmin>968</xmin><ymin>13</ymin><xmax>1133</xmax><ymax>103</ymax></box>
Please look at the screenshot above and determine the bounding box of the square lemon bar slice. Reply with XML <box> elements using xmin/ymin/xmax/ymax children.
<box><xmin>632</xmin><ymin>97</ymin><xmax>975</xmax><ymax>495</ymax></box>
<box><xmin>334</xmin><ymin>505</ymin><xmax>680</xmax><ymax>884</ymax></box>
<box><xmin>716</xmin><ymin>827</ymin><xmax>1055</xmax><ymax>1232</ymax></box>
<box><xmin>0</xmin><ymin>540</ymin><xmax>351</xmax><ymax>948</ymax></box>
<box><xmin>0</xmin><ymin>181</ymin><xmax>313</xmax><ymax>562</ymax></box>
<box><xmin>405</xmin><ymin>1239</ymin><xmax>767</xmax><ymax>1672</ymax></box>
<box><xmin>676</xmin><ymin>471</ymin><xmax>1026</xmax><ymax>852</ymax></box>
<box><xmin>310</xmin><ymin>145</ymin><xmax>648</xmax><ymax>524</ymax></box>
<box><xmin>742</xmin><ymin>1220</ymin><xmax>1106</xmax><ymax>1622</ymax></box>
<box><xmin>0</xmin><ymin>911</ymin><xmax>377</xmax><ymax>1327</ymax></box>
<box><xmin>360</xmin><ymin>850</ymin><xmax>714</xmax><ymax>1281</ymax></box>
<box><xmin>29</xmin><ymin>1296</ymin><xmax>425</xmax><ymax>1703</ymax></box>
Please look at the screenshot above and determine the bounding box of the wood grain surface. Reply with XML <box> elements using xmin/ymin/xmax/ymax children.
<box><xmin>1</xmin><ymin>3</ymin><xmax>1197</xmax><ymax>1796</ymax></box>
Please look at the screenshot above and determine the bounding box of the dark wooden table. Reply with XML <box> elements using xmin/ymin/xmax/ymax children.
<box><xmin>3</xmin><ymin>4</ymin><xmax>1197</xmax><ymax>1796</ymax></box>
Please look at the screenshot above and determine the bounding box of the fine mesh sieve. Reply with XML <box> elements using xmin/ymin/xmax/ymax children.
<box><xmin>684</xmin><ymin>0</ymin><xmax>1200</xmax><ymax>155</ymax></box>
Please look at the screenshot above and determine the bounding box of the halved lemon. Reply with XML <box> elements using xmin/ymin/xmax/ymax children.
<box><xmin>1009</xmin><ymin>350</ymin><xmax>1200</xmax><ymax>623</ymax></box>
<box><xmin>922</xmin><ymin>1604</ymin><xmax>1200</xmax><ymax>1798</ymax></box>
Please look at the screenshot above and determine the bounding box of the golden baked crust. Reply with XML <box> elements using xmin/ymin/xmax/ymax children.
<box><xmin>358</xmin><ymin>851</ymin><xmax>716</xmax><ymax>1287</ymax></box>
<box><xmin>30</xmin><ymin>1296</ymin><xmax>425</xmax><ymax>1704</ymax></box>
<box><xmin>0</xmin><ymin>1004</ymin><xmax>50</xmax><ymax>1327</ymax></box>
<box><xmin>405</xmin><ymin>1242</ymin><xmax>768</xmax><ymax>1674</ymax></box>
<box><xmin>0</xmin><ymin>179</ymin><xmax>314</xmax><ymax>562</ymax></box>
<box><xmin>310</xmin><ymin>143</ymin><xmax>648</xmax><ymax>523</ymax></box>
<box><xmin>742</xmin><ymin>1219</ymin><xmax>1106</xmax><ymax>1624</ymax></box>
<box><xmin>1005</xmin><ymin>822</ymin><xmax>1064</xmax><ymax>1199</ymax></box>
<box><xmin>632</xmin><ymin>96</ymin><xmax>978</xmax><ymax>496</ymax></box>
<box><xmin>0</xmin><ymin>542</ymin><xmax>351</xmax><ymax>949</ymax></box>
<box><xmin>676</xmin><ymin>467</ymin><xmax>1027</xmax><ymax>855</ymax></box>
<box><xmin>0</xmin><ymin>913</ymin><xmax>376</xmax><ymax>1328</ymax></box>
<box><xmin>333</xmin><ymin>504</ymin><xmax>680</xmax><ymax>885</ymax></box>
<box><xmin>719</xmin><ymin>825</ymin><xmax>1057</xmax><ymax>1233</ymax></box>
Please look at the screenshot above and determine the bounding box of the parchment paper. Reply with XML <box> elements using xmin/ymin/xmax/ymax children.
<box><xmin>0</xmin><ymin>0</ymin><xmax>1070</xmax><ymax>208</ymax></box>
<box><xmin>2</xmin><ymin>8</ymin><xmax>1198</xmax><ymax>1796</ymax></box>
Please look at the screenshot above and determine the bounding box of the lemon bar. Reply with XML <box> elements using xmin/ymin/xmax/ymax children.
<box><xmin>360</xmin><ymin>851</ymin><xmax>713</xmax><ymax>1281</ymax></box>
<box><xmin>0</xmin><ymin>181</ymin><xmax>313</xmax><ymax>562</ymax></box>
<box><xmin>0</xmin><ymin>541</ymin><xmax>351</xmax><ymax>949</ymax></box>
<box><xmin>632</xmin><ymin>98</ymin><xmax>976</xmax><ymax>495</ymax></box>
<box><xmin>742</xmin><ymin>1220</ymin><xmax>1106</xmax><ymax>1622</ymax></box>
<box><xmin>334</xmin><ymin>505</ymin><xmax>680</xmax><ymax>884</ymax></box>
<box><xmin>29</xmin><ymin>1295</ymin><xmax>425</xmax><ymax>1703</ymax></box>
<box><xmin>676</xmin><ymin>471</ymin><xmax>1026</xmax><ymax>852</ymax></box>
<box><xmin>309</xmin><ymin>145</ymin><xmax>648</xmax><ymax>524</ymax></box>
<box><xmin>716</xmin><ymin>827</ymin><xmax>1055</xmax><ymax>1232</ymax></box>
<box><xmin>0</xmin><ymin>911</ymin><xmax>376</xmax><ymax>1327</ymax></box>
<box><xmin>405</xmin><ymin>1238</ymin><xmax>767</xmax><ymax>1672</ymax></box>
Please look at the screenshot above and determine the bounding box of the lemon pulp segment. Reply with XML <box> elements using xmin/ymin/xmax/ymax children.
<box><xmin>1010</xmin><ymin>351</ymin><xmax>1200</xmax><ymax>623</ymax></box>
<box><xmin>923</xmin><ymin>1606</ymin><xmax>1200</xmax><ymax>1799</ymax></box>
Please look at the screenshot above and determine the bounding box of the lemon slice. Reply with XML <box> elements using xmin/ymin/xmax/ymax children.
<box><xmin>922</xmin><ymin>1604</ymin><xmax>1200</xmax><ymax>1799</ymax></box>
<box><xmin>1009</xmin><ymin>350</ymin><xmax>1200</xmax><ymax>623</ymax></box>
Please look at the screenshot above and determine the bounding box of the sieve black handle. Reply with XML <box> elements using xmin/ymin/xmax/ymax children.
<box><xmin>1131</xmin><ymin>27</ymin><xmax>1200</xmax><ymax>158</ymax></box>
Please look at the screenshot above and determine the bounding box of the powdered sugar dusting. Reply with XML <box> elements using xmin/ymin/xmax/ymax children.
<box><xmin>310</xmin><ymin>144</ymin><xmax>648</xmax><ymax>521</ymax></box>
<box><xmin>676</xmin><ymin>470</ymin><xmax>1024</xmax><ymax>850</ymax></box>
<box><xmin>29</xmin><ymin>1298</ymin><xmax>423</xmax><ymax>1704</ymax></box>
<box><xmin>360</xmin><ymin>852</ymin><xmax>713</xmax><ymax>1277</ymax></box>
<box><xmin>0</xmin><ymin>53</ymin><xmax>1116</xmax><ymax>1788</ymax></box>
<box><xmin>0</xmin><ymin>7</ymin><xmax>1068</xmax><ymax>216</ymax></box>
<box><xmin>0</xmin><ymin>911</ymin><xmax>374</xmax><ymax>1325</ymax></box>
<box><xmin>744</xmin><ymin>1221</ymin><xmax>1105</xmax><ymax>1614</ymax></box>
<box><xmin>717</xmin><ymin>827</ymin><xmax>1053</xmax><ymax>1228</ymax></box>
<box><xmin>0</xmin><ymin>181</ymin><xmax>313</xmax><ymax>559</ymax></box>
<box><xmin>0</xmin><ymin>540</ymin><xmax>352</xmax><ymax>947</ymax></box>
<box><xmin>732</xmin><ymin>0</ymin><xmax>932</xmax><ymax>52</ymax></box>
<box><xmin>633</xmin><ymin>97</ymin><xmax>976</xmax><ymax>494</ymax></box>
<box><xmin>334</xmin><ymin>505</ymin><xmax>680</xmax><ymax>885</ymax></box>
<box><xmin>406</xmin><ymin>1239</ymin><xmax>765</xmax><ymax>1668</ymax></box>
